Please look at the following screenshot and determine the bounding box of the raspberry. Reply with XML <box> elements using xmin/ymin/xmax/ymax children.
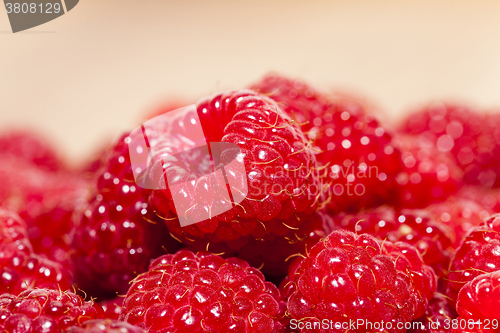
<box><xmin>146</xmin><ymin>90</ymin><xmax>325</xmax><ymax>276</ymax></box>
<box><xmin>325</xmin><ymin>206</ymin><xmax>455</xmax><ymax>278</ymax></box>
<box><xmin>0</xmin><ymin>209</ymin><xmax>32</xmax><ymax>256</ymax></box>
<box><xmin>458</xmin><ymin>186</ymin><xmax>500</xmax><ymax>215</ymax></box>
<box><xmin>99</xmin><ymin>297</ymin><xmax>124</xmax><ymax>320</ymax></box>
<box><xmin>280</xmin><ymin>230</ymin><xmax>437</xmax><ymax>332</ymax></box>
<box><xmin>250</xmin><ymin>73</ymin><xmax>330</xmax><ymax>130</ymax></box>
<box><xmin>0</xmin><ymin>288</ymin><xmax>104</xmax><ymax>332</ymax></box>
<box><xmin>425</xmin><ymin>195</ymin><xmax>490</xmax><ymax>249</ymax></box>
<box><xmin>81</xmin><ymin>143</ymin><xmax>111</xmax><ymax>175</ymax></box>
<box><xmin>120</xmin><ymin>250</ymin><xmax>282</xmax><ymax>333</ymax></box>
<box><xmin>0</xmin><ymin>131</ymin><xmax>64</xmax><ymax>172</ymax></box>
<box><xmin>447</xmin><ymin>214</ymin><xmax>500</xmax><ymax>302</ymax></box>
<box><xmin>407</xmin><ymin>294</ymin><xmax>457</xmax><ymax>333</ymax></box>
<box><xmin>23</xmin><ymin>200</ymin><xmax>79</xmax><ymax>267</ymax></box>
<box><xmin>456</xmin><ymin>271</ymin><xmax>500</xmax><ymax>322</ymax></box>
<box><xmin>0</xmin><ymin>209</ymin><xmax>72</xmax><ymax>295</ymax></box>
<box><xmin>313</xmin><ymin>103</ymin><xmax>403</xmax><ymax>213</ymax></box>
<box><xmin>0</xmin><ymin>251</ymin><xmax>71</xmax><ymax>296</ymax></box>
<box><xmin>401</xmin><ymin>102</ymin><xmax>500</xmax><ymax>188</ymax></box>
<box><xmin>394</xmin><ymin>135</ymin><xmax>463</xmax><ymax>208</ymax></box>
<box><xmin>72</xmin><ymin>135</ymin><xmax>179</xmax><ymax>298</ymax></box>
<box><xmin>21</xmin><ymin>176</ymin><xmax>86</xmax><ymax>267</ymax></box>
<box><xmin>67</xmin><ymin>319</ymin><xmax>146</xmax><ymax>333</ymax></box>
<box><xmin>0</xmin><ymin>155</ymin><xmax>78</xmax><ymax>213</ymax></box>
<box><xmin>252</xmin><ymin>73</ymin><xmax>403</xmax><ymax>213</ymax></box>
<box><xmin>0</xmin><ymin>155</ymin><xmax>85</xmax><ymax>267</ymax></box>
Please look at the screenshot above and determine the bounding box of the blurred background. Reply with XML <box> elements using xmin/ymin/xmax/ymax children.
<box><xmin>1</xmin><ymin>0</ymin><xmax>500</xmax><ymax>165</ymax></box>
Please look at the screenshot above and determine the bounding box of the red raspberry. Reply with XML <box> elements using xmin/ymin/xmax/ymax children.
<box><xmin>401</xmin><ymin>102</ymin><xmax>500</xmax><ymax>188</ymax></box>
<box><xmin>394</xmin><ymin>135</ymin><xmax>463</xmax><ymax>208</ymax></box>
<box><xmin>447</xmin><ymin>214</ymin><xmax>500</xmax><ymax>302</ymax></box>
<box><xmin>425</xmin><ymin>196</ymin><xmax>490</xmax><ymax>249</ymax></box>
<box><xmin>0</xmin><ymin>251</ymin><xmax>71</xmax><ymax>295</ymax></box>
<box><xmin>21</xmin><ymin>176</ymin><xmax>86</xmax><ymax>267</ymax></box>
<box><xmin>80</xmin><ymin>143</ymin><xmax>111</xmax><ymax>175</ymax></box>
<box><xmin>120</xmin><ymin>250</ymin><xmax>282</xmax><ymax>333</ymax></box>
<box><xmin>456</xmin><ymin>271</ymin><xmax>500</xmax><ymax>322</ymax></box>
<box><xmin>280</xmin><ymin>230</ymin><xmax>437</xmax><ymax>332</ymax></box>
<box><xmin>0</xmin><ymin>288</ymin><xmax>104</xmax><ymax>332</ymax></box>
<box><xmin>72</xmin><ymin>135</ymin><xmax>179</xmax><ymax>298</ymax></box>
<box><xmin>67</xmin><ymin>319</ymin><xmax>145</xmax><ymax>333</ymax></box>
<box><xmin>250</xmin><ymin>73</ymin><xmax>330</xmax><ymax>130</ymax></box>
<box><xmin>147</xmin><ymin>90</ymin><xmax>325</xmax><ymax>277</ymax></box>
<box><xmin>99</xmin><ymin>297</ymin><xmax>124</xmax><ymax>320</ymax></box>
<box><xmin>0</xmin><ymin>131</ymin><xmax>65</xmax><ymax>172</ymax></box>
<box><xmin>252</xmin><ymin>73</ymin><xmax>403</xmax><ymax>213</ymax></box>
<box><xmin>0</xmin><ymin>155</ymin><xmax>77</xmax><ymax>213</ymax></box>
<box><xmin>407</xmin><ymin>294</ymin><xmax>457</xmax><ymax>333</ymax></box>
<box><xmin>0</xmin><ymin>209</ymin><xmax>32</xmax><ymax>255</ymax></box>
<box><xmin>458</xmin><ymin>186</ymin><xmax>500</xmax><ymax>215</ymax></box>
<box><xmin>314</xmin><ymin>103</ymin><xmax>403</xmax><ymax>213</ymax></box>
<box><xmin>0</xmin><ymin>155</ymin><xmax>85</xmax><ymax>267</ymax></box>
<box><xmin>0</xmin><ymin>209</ymin><xmax>72</xmax><ymax>295</ymax></box>
<box><xmin>23</xmin><ymin>202</ymin><xmax>80</xmax><ymax>267</ymax></box>
<box><xmin>325</xmin><ymin>206</ymin><xmax>455</xmax><ymax>278</ymax></box>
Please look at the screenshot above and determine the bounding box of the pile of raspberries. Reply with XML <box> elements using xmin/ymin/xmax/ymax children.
<box><xmin>1</xmin><ymin>73</ymin><xmax>500</xmax><ymax>333</ymax></box>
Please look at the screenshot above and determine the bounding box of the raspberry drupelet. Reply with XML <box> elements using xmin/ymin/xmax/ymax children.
<box><xmin>251</xmin><ymin>73</ymin><xmax>403</xmax><ymax>213</ymax></box>
<box><xmin>120</xmin><ymin>250</ymin><xmax>283</xmax><ymax>333</ymax></box>
<box><xmin>145</xmin><ymin>90</ymin><xmax>326</xmax><ymax>277</ymax></box>
<box><xmin>280</xmin><ymin>230</ymin><xmax>438</xmax><ymax>333</ymax></box>
<box><xmin>72</xmin><ymin>134</ymin><xmax>178</xmax><ymax>298</ymax></box>
<box><xmin>0</xmin><ymin>288</ymin><xmax>104</xmax><ymax>332</ymax></box>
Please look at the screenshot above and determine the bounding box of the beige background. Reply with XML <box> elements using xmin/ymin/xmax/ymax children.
<box><xmin>1</xmin><ymin>0</ymin><xmax>500</xmax><ymax>165</ymax></box>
